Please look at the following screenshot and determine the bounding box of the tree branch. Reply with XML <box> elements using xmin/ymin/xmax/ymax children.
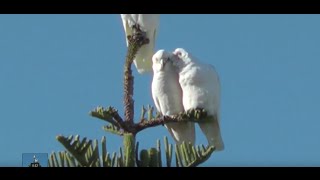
<box><xmin>124</xmin><ymin>32</ymin><xmax>150</xmax><ymax>125</ymax></box>
<box><xmin>102</xmin><ymin>125</ymin><xmax>124</xmax><ymax>136</ymax></box>
<box><xmin>90</xmin><ymin>106</ymin><xmax>124</xmax><ymax>129</ymax></box>
<box><xmin>186</xmin><ymin>145</ymin><xmax>215</xmax><ymax>167</ymax></box>
<box><xmin>134</xmin><ymin>109</ymin><xmax>212</xmax><ymax>133</ymax></box>
<box><xmin>91</xmin><ymin>104</ymin><xmax>211</xmax><ymax>136</ymax></box>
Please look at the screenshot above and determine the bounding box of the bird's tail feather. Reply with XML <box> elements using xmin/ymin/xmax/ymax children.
<box><xmin>165</xmin><ymin>122</ymin><xmax>196</xmax><ymax>145</ymax></box>
<box><xmin>133</xmin><ymin>30</ymin><xmax>155</xmax><ymax>74</ymax></box>
<box><xmin>198</xmin><ymin>116</ymin><xmax>224</xmax><ymax>151</ymax></box>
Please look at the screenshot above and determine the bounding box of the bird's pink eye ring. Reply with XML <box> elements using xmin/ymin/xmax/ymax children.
<box><xmin>173</xmin><ymin>52</ymin><xmax>182</xmax><ymax>60</ymax></box>
<box><xmin>174</xmin><ymin>51</ymin><xmax>182</xmax><ymax>56</ymax></box>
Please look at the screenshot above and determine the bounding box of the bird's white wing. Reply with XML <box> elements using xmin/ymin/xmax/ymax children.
<box><xmin>120</xmin><ymin>14</ymin><xmax>132</xmax><ymax>47</ymax></box>
<box><xmin>152</xmin><ymin>92</ymin><xmax>180</xmax><ymax>144</ymax></box>
<box><xmin>151</xmin><ymin>89</ymin><xmax>162</xmax><ymax>116</ymax></box>
<box><xmin>120</xmin><ymin>14</ymin><xmax>159</xmax><ymax>74</ymax></box>
<box><xmin>152</xmin><ymin>73</ymin><xmax>196</xmax><ymax>145</ymax></box>
<box><xmin>197</xmin><ymin>64</ymin><xmax>224</xmax><ymax>151</ymax></box>
<box><xmin>177</xmin><ymin>50</ymin><xmax>224</xmax><ymax>151</ymax></box>
<box><xmin>133</xmin><ymin>28</ymin><xmax>156</xmax><ymax>74</ymax></box>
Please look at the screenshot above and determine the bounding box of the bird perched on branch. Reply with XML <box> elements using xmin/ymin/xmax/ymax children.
<box><xmin>151</xmin><ymin>49</ymin><xmax>195</xmax><ymax>145</ymax></box>
<box><xmin>120</xmin><ymin>14</ymin><xmax>160</xmax><ymax>74</ymax></box>
<box><xmin>170</xmin><ymin>48</ymin><xmax>224</xmax><ymax>151</ymax></box>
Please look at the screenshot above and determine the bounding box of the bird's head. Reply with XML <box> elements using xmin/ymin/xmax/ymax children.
<box><xmin>152</xmin><ymin>49</ymin><xmax>173</xmax><ymax>72</ymax></box>
<box><xmin>173</xmin><ymin>48</ymin><xmax>188</xmax><ymax>59</ymax></box>
<box><xmin>171</xmin><ymin>48</ymin><xmax>192</xmax><ymax>69</ymax></box>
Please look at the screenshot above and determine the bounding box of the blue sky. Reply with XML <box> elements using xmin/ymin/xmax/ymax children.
<box><xmin>0</xmin><ymin>14</ymin><xmax>320</xmax><ymax>167</ymax></box>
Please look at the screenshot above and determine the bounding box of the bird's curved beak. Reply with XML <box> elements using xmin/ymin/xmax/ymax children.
<box><xmin>159</xmin><ymin>58</ymin><xmax>166</xmax><ymax>70</ymax></box>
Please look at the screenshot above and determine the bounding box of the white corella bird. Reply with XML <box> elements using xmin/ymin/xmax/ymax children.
<box><xmin>170</xmin><ymin>48</ymin><xmax>224</xmax><ymax>151</ymax></box>
<box><xmin>151</xmin><ymin>49</ymin><xmax>195</xmax><ymax>145</ymax></box>
<box><xmin>120</xmin><ymin>14</ymin><xmax>160</xmax><ymax>74</ymax></box>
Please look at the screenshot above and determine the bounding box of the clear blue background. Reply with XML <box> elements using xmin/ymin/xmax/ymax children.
<box><xmin>0</xmin><ymin>14</ymin><xmax>320</xmax><ymax>167</ymax></box>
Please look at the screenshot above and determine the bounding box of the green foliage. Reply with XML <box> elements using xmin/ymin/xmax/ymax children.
<box><xmin>49</xmin><ymin>135</ymin><xmax>214</xmax><ymax>167</ymax></box>
<box><xmin>123</xmin><ymin>133</ymin><xmax>135</xmax><ymax>167</ymax></box>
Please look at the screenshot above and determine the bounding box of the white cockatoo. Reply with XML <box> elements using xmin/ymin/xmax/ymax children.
<box><xmin>170</xmin><ymin>48</ymin><xmax>224</xmax><ymax>151</ymax></box>
<box><xmin>120</xmin><ymin>14</ymin><xmax>160</xmax><ymax>74</ymax></box>
<box><xmin>151</xmin><ymin>49</ymin><xmax>195</xmax><ymax>145</ymax></box>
